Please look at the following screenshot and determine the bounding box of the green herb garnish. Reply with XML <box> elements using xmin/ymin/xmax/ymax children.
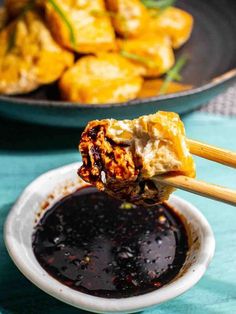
<box><xmin>159</xmin><ymin>55</ymin><xmax>188</xmax><ymax>95</ymax></box>
<box><xmin>48</xmin><ymin>0</ymin><xmax>76</xmax><ymax>47</ymax></box>
<box><xmin>141</xmin><ymin>0</ymin><xmax>175</xmax><ymax>10</ymax></box>
<box><xmin>6</xmin><ymin>0</ymin><xmax>76</xmax><ymax>53</ymax></box>
<box><xmin>7</xmin><ymin>28</ymin><xmax>17</xmax><ymax>53</ymax></box>
<box><xmin>120</xmin><ymin>50</ymin><xmax>156</xmax><ymax>68</ymax></box>
<box><xmin>6</xmin><ymin>0</ymin><xmax>35</xmax><ymax>53</ymax></box>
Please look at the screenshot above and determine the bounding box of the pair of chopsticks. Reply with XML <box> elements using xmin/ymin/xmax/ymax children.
<box><xmin>154</xmin><ymin>139</ymin><xmax>236</xmax><ymax>206</ymax></box>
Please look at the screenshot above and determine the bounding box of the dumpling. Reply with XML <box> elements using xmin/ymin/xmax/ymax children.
<box><xmin>149</xmin><ymin>7</ymin><xmax>194</xmax><ymax>49</ymax></box>
<box><xmin>78</xmin><ymin>111</ymin><xmax>196</xmax><ymax>205</ymax></box>
<box><xmin>117</xmin><ymin>33</ymin><xmax>175</xmax><ymax>77</ymax></box>
<box><xmin>106</xmin><ymin>0</ymin><xmax>149</xmax><ymax>38</ymax></box>
<box><xmin>45</xmin><ymin>0</ymin><xmax>116</xmax><ymax>53</ymax></box>
<box><xmin>0</xmin><ymin>10</ymin><xmax>74</xmax><ymax>95</ymax></box>
<box><xmin>59</xmin><ymin>53</ymin><xmax>143</xmax><ymax>104</ymax></box>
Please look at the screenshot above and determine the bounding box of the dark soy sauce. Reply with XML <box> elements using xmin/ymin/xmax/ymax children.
<box><xmin>32</xmin><ymin>187</ymin><xmax>188</xmax><ymax>298</ymax></box>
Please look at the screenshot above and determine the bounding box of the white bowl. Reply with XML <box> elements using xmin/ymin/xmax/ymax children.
<box><xmin>4</xmin><ymin>163</ymin><xmax>215</xmax><ymax>314</ymax></box>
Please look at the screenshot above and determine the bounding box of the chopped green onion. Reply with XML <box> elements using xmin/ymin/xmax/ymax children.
<box><xmin>48</xmin><ymin>0</ymin><xmax>76</xmax><ymax>47</ymax></box>
<box><xmin>159</xmin><ymin>55</ymin><xmax>188</xmax><ymax>95</ymax></box>
<box><xmin>6</xmin><ymin>0</ymin><xmax>35</xmax><ymax>53</ymax></box>
<box><xmin>7</xmin><ymin>28</ymin><xmax>17</xmax><ymax>53</ymax></box>
<box><xmin>141</xmin><ymin>0</ymin><xmax>175</xmax><ymax>10</ymax></box>
<box><xmin>6</xmin><ymin>0</ymin><xmax>76</xmax><ymax>52</ymax></box>
<box><xmin>120</xmin><ymin>50</ymin><xmax>156</xmax><ymax>68</ymax></box>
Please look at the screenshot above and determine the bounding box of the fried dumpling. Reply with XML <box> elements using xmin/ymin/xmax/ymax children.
<box><xmin>78</xmin><ymin>111</ymin><xmax>196</xmax><ymax>205</ymax></box>
<box><xmin>106</xmin><ymin>0</ymin><xmax>149</xmax><ymax>38</ymax></box>
<box><xmin>117</xmin><ymin>33</ymin><xmax>175</xmax><ymax>77</ymax></box>
<box><xmin>0</xmin><ymin>10</ymin><xmax>74</xmax><ymax>95</ymax></box>
<box><xmin>59</xmin><ymin>53</ymin><xmax>143</xmax><ymax>104</ymax></box>
<box><xmin>45</xmin><ymin>0</ymin><xmax>116</xmax><ymax>53</ymax></box>
<box><xmin>149</xmin><ymin>7</ymin><xmax>194</xmax><ymax>49</ymax></box>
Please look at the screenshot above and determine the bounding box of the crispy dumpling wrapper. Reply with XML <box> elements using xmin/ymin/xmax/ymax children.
<box><xmin>59</xmin><ymin>53</ymin><xmax>143</xmax><ymax>104</ymax></box>
<box><xmin>106</xmin><ymin>0</ymin><xmax>149</xmax><ymax>38</ymax></box>
<box><xmin>148</xmin><ymin>7</ymin><xmax>194</xmax><ymax>49</ymax></box>
<box><xmin>117</xmin><ymin>33</ymin><xmax>175</xmax><ymax>77</ymax></box>
<box><xmin>0</xmin><ymin>10</ymin><xmax>74</xmax><ymax>95</ymax></box>
<box><xmin>45</xmin><ymin>0</ymin><xmax>116</xmax><ymax>53</ymax></box>
<box><xmin>78</xmin><ymin>111</ymin><xmax>196</xmax><ymax>205</ymax></box>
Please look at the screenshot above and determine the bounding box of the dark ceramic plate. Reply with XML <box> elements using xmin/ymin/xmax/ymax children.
<box><xmin>0</xmin><ymin>0</ymin><xmax>236</xmax><ymax>128</ymax></box>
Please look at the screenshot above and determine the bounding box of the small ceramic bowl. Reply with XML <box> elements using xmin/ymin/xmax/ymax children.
<box><xmin>4</xmin><ymin>163</ymin><xmax>215</xmax><ymax>314</ymax></box>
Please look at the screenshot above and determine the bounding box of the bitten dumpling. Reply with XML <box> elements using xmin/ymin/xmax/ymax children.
<box><xmin>45</xmin><ymin>0</ymin><xmax>116</xmax><ymax>53</ymax></box>
<box><xmin>78</xmin><ymin>111</ymin><xmax>195</xmax><ymax>205</ymax></box>
<box><xmin>59</xmin><ymin>53</ymin><xmax>143</xmax><ymax>104</ymax></box>
<box><xmin>0</xmin><ymin>10</ymin><xmax>74</xmax><ymax>95</ymax></box>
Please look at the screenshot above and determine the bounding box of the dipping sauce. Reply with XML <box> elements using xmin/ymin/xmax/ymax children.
<box><xmin>32</xmin><ymin>186</ymin><xmax>188</xmax><ymax>298</ymax></box>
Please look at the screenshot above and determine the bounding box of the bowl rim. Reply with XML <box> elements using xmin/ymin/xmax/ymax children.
<box><xmin>4</xmin><ymin>162</ymin><xmax>215</xmax><ymax>313</ymax></box>
<box><xmin>0</xmin><ymin>69</ymin><xmax>235</xmax><ymax>109</ymax></box>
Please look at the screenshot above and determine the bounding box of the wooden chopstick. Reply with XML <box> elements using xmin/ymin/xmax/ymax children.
<box><xmin>154</xmin><ymin>175</ymin><xmax>236</xmax><ymax>206</ymax></box>
<box><xmin>187</xmin><ymin>139</ymin><xmax>236</xmax><ymax>168</ymax></box>
<box><xmin>154</xmin><ymin>137</ymin><xmax>236</xmax><ymax>205</ymax></box>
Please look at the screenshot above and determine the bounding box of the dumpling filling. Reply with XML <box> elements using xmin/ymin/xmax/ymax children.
<box><xmin>78</xmin><ymin>111</ymin><xmax>195</xmax><ymax>205</ymax></box>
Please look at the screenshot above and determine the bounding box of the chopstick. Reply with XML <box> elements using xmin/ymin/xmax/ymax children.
<box><xmin>154</xmin><ymin>140</ymin><xmax>236</xmax><ymax>206</ymax></box>
<box><xmin>187</xmin><ymin>139</ymin><xmax>236</xmax><ymax>168</ymax></box>
<box><xmin>154</xmin><ymin>175</ymin><xmax>236</xmax><ymax>207</ymax></box>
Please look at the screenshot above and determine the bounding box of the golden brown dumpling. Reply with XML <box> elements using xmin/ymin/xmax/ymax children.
<box><xmin>149</xmin><ymin>7</ymin><xmax>194</xmax><ymax>49</ymax></box>
<box><xmin>0</xmin><ymin>11</ymin><xmax>74</xmax><ymax>95</ymax></box>
<box><xmin>78</xmin><ymin>111</ymin><xmax>196</xmax><ymax>205</ymax></box>
<box><xmin>45</xmin><ymin>0</ymin><xmax>116</xmax><ymax>53</ymax></box>
<box><xmin>106</xmin><ymin>0</ymin><xmax>149</xmax><ymax>38</ymax></box>
<box><xmin>117</xmin><ymin>33</ymin><xmax>175</xmax><ymax>77</ymax></box>
<box><xmin>59</xmin><ymin>53</ymin><xmax>143</xmax><ymax>104</ymax></box>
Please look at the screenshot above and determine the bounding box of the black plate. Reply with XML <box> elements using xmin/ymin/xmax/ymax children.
<box><xmin>0</xmin><ymin>0</ymin><xmax>235</xmax><ymax>127</ymax></box>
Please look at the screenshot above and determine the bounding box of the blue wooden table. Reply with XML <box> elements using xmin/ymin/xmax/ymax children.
<box><xmin>0</xmin><ymin>112</ymin><xmax>236</xmax><ymax>314</ymax></box>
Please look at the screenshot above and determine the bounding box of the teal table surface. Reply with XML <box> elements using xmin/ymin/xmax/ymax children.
<box><xmin>0</xmin><ymin>112</ymin><xmax>236</xmax><ymax>314</ymax></box>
